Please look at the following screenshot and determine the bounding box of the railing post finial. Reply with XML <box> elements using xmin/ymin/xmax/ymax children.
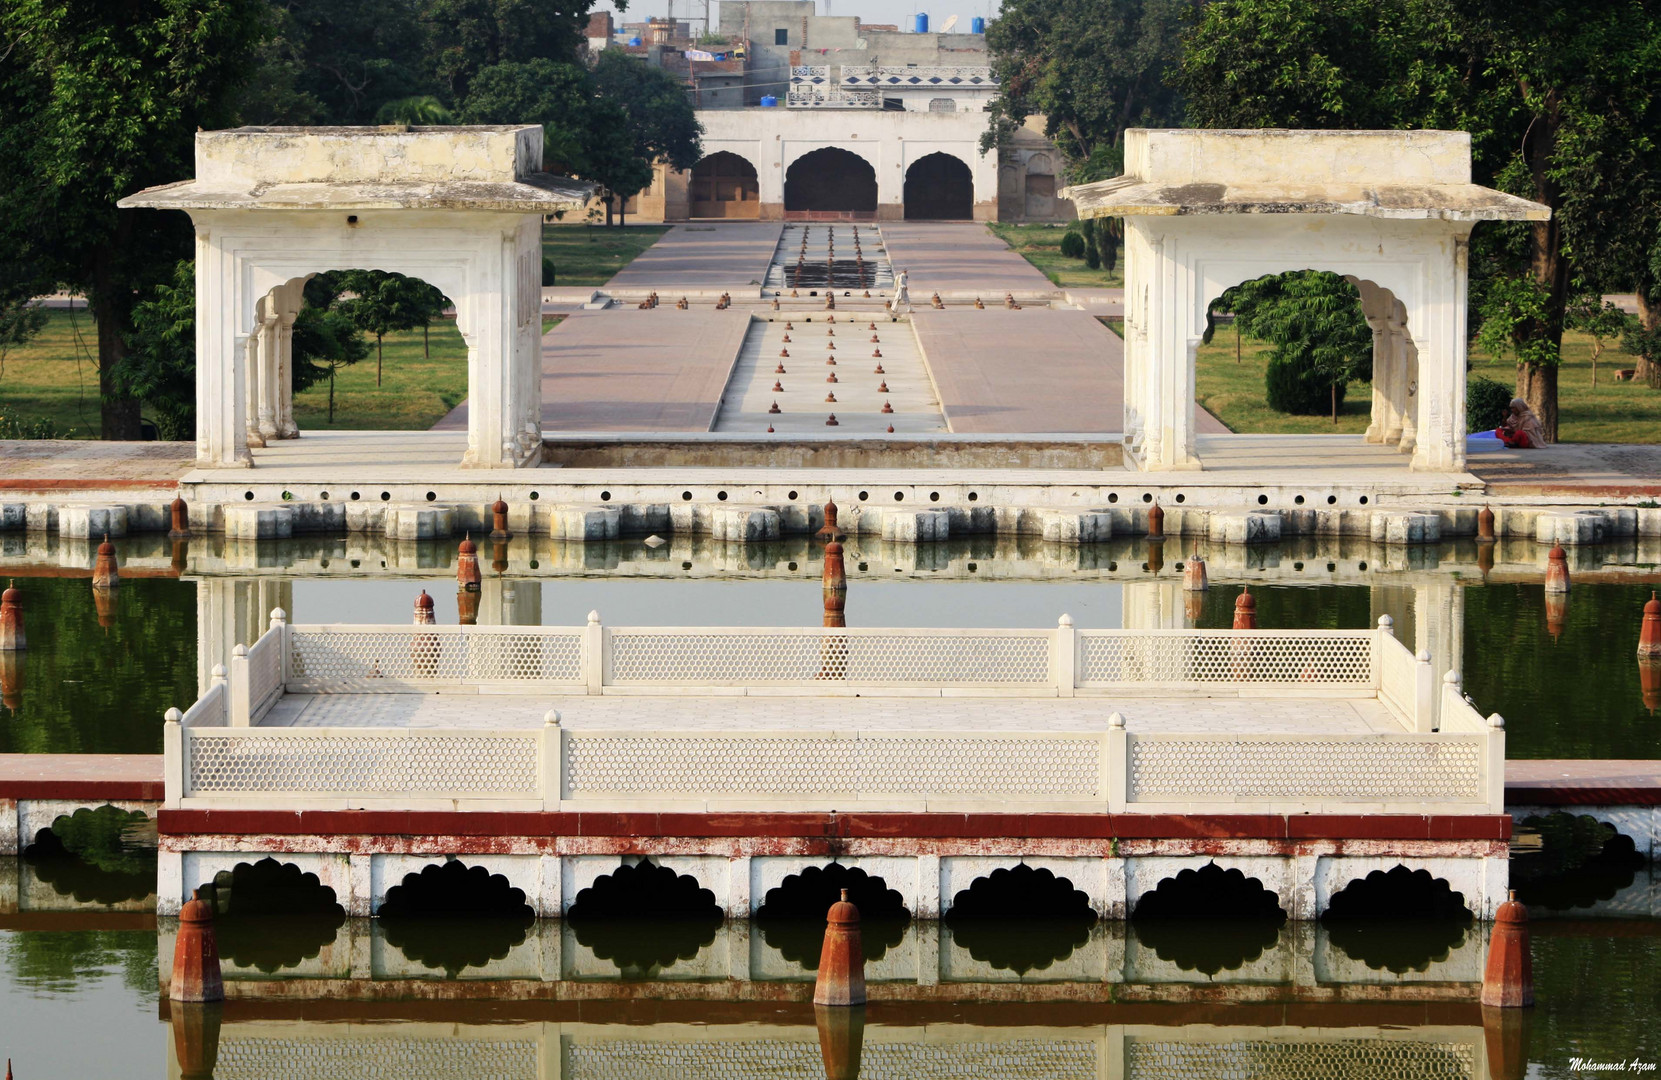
<box><xmin>210</xmin><ymin>664</ymin><xmax>227</xmax><ymax>687</ymax></box>
<box><xmin>1443</xmin><ymin>668</ymin><xmax>1462</xmax><ymax>687</ymax></box>
<box><xmin>1376</xmin><ymin>614</ymin><xmax>1394</xmax><ymax>634</ymax></box>
<box><xmin>269</xmin><ymin>607</ymin><xmax>287</xmax><ymax>628</ymax></box>
<box><xmin>165</xmin><ymin>707</ymin><xmax>182</xmax><ymax>725</ymax></box>
<box><xmin>1108</xmin><ymin>711</ymin><xmax>1125</xmax><ymax>730</ymax></box>
<box><xmin>544</xmin><ymin>709</ymin><xmax>562</xmax><ymax>727</ymax></box>
<box><xmin>1486</xmin><ymin>712</ymin><xmax>1506</xmax><ymax>729</ymax></box>
<box><xmin>587</xmin><ymin>610</ymin><xmax>601</xmax><ymax>625</ymax></box>
<box><xmin>1057</xmin><ymin>613</ymin><xmax>1073</xmax><ymax>628</ymax></box>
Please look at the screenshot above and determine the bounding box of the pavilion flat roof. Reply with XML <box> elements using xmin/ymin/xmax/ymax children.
<box><xmin>120</xmin><ymin>171</ymin><xmax>594</xmax><ymax>214</ymax></box>
<box><xmin>1062</xmin><ymin>128</ymin><xmax>1550</xmax><ymax>222</ymax></box>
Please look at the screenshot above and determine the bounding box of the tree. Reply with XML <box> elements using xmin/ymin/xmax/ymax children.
<box><xmin>590</xmin><ymin>49</ymin><xmax>704</xmax><ymax>213</ymax></box>
<box><xmin>460</xmin><ymin>59</ymin><xmax>596</xmax><ymax>173</ymax></box>
<box><xmin>121</xmin><ymin>261</ymin><xmax>199</xmax><ymax>441</ymax></box>
<box><xmin>0</xmin><ymin>264</ymin><xmax>48</xmax><ymax>377</ymax></box>
<box><xmin>1565</xmin><ymin>297</ymin><xmax>1634</xmax><ymax>388</ymax></box>
<box><xmin>1176</xmin><ymin>0</ymin><xmax>1661</xmax><ymax>441</ymax></box>
<box><xmin>0</xmin><ymin>0</ymin><xmax>267</xmax><ymax>440</ymax></box>
<box><xmin>1207</xmin><ymin>272</ymin><xmax>1373</xmax><ymax>423</ymax></box>
<box><xmin>293</xmin><ymin>284</ymin><xmax>373</xmax><ymax>424</ymax></box>
<box><xmin>420</xmin><ymin>0</ymin><xmax>610</xmax><ymax>104</ymax></box>
<box><xmin>323</xmin><ymin>271</ymin><xmax>444</xmax><ymax>386</ymax></box>
<box><xmin>981</xmin><ymin>0</ymin><xmax>1196</xmax><ymax>163</ymax></box>
<box><xmin>374</xmin><ymin>95</ymin><xmax>456</xmax><ymax>125</ymax></box>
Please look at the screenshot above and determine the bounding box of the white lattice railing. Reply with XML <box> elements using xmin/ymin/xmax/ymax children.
<box><xmin>840</xmin><ymin>65</ymin><xmax>997</xmax><ymax>88</ymax></box>
<box><xmin>1375</xmin><ymin>617</ymin><xmax>1433</xmax><ymax>732</ymax></box>
<box><xmin>253</xmin><ymin>616</ymin><xmax>1402</xmax><ymax>701</ymax></box>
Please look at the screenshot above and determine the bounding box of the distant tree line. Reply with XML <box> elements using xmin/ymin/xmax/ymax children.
<box><xmin>0</xmin><ymin>0</ymin><xmax>701</xmax><ymax>440</ymax></box>
<box><xmin>986</xmin><ymin>0</ymin><xmax>1661</xmax><ymax>434</ymax></box>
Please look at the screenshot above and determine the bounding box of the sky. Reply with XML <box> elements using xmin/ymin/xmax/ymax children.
<box><xmin>593</xmin><ymin>0</ymin><xmax>1003</xmax><ymax>31</ymax></box>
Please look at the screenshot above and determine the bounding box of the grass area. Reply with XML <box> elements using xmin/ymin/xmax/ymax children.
<box><xmin>542</xmin><ymin>223</ymin><xmax>671</xmax><ymax>286</ymax></box>
<box><xmin>0</xmin><ymin>309</ymin><xmax>103</xmax><ymax>436</ymax></box>
<box><xmin>986</xmin><ymin>222</ymin><xmax>1124</xmax><ymax>288</ymax></box>
<box><xmin>292</xmin><ymin>320</ymin><xmax>468</xmax><ymax>430</ymax></box>
<box><xmin>1197</xmin><ymin>326</ymin><xmax>1661</xmax><ymax>442</ymax></box>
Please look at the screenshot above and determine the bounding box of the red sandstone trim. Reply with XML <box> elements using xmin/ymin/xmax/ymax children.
<box><xmin>0</xmin><ymin>479</ymin><xmax>181</xmax><ymax>491</ymax></box>
<box><xmin>0</xmin><ymin>754</ymin><xmax>165</xmax><ymax>801</ymax></box>
<box><xmin>157</xmin><ymin>809</ymin><xmax>1511</xmax><ymax>841</ymax></box>
<box><xmin>1504</xmin><ymin>784</ymin><xmax>1661</xmax><ymax>807</ymax></box>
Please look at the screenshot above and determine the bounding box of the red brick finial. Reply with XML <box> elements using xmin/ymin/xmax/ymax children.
<box><xmin>1638</xmin><ymin>592</ymin><xmax>1661</xmax><ymax>660</ymax></box>
<box><xmin>1480</xmin><ymin>890</ymin><xmax>1534</xmax><ymax>1007</ymax></box>
<box><xmin>91</xmin><ymin>534</ymin><xmax>120</xmax><ymax>589</ymax></box>
<box><xmin>170</xmin><ymin>889</ymin><xmax>224</xmax><ymax>1002</ymax></box>
<box><xmin>169</xmin><ymin>496</ymin><xmax>191</xmax><ymax>539</ymax></box>
<box><xmin>1232</xmin><ymin>586</ymin><xmax>1257</xmax><ymax>629</ymax></box>
<box><xmin>1544</xmin><ymin>544</ymin><xmax>1570</xmax><ymax>594</ymax></box>
<box><xmin>457</xmin><ymin>535</ymin><xmax>482</xmax><ymax>591</ymax></box>
<box><xmin>0</xmin><ymin>580</ymin><xmax>23</xmax><ymax>652</ymax></box>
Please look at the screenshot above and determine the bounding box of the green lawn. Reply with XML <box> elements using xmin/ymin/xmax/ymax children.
<box><xmin>542</xmin><ymin>223</ymin><xmax>671</xmax><ymax>285</ymax></box>
<box><xmin>1197</xmin><ymin>326</ymin><xmax>1661</xmax><ymax>442</ymax></box>
<box><xmin>292</xmin><ymin>320</ymin><xmax>470</xmax><ymax>430</ymax></box>
<box><xmin>0</xmin><ymin>309</ymin><xmax>103</xmax><ymax>436</ymax></box>
<box><xmin>986</xmin><ymin>222</ymin><xmax>1124</xmax><ymax>288</ymax></box>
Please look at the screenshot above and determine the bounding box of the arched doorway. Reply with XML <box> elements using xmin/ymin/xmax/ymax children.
<box><xmin>905</xmin><ymin>152</ymin><xmax>973</xmax><ymax>220</ymax></box>
<box><xmin>784</xmin><ymin>148</ymin><xmax>877</xmax><ymax>219</ymax></box>
<box><xmin>689</xmin><ymin>152</ymin><xmax>760</xmax><ymax>219</ymax></box>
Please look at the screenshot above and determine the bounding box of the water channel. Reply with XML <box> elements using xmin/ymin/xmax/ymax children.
<box><xmin>1</xmin><ymin>530</ymin><xmax>1657</xmax><ymax>1076</ymax></box>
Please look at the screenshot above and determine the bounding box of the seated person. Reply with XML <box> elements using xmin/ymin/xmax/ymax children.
<box><xmin>1496</xmin><ymin>397</ymin><xmax>1549</xmax><ymax>448</ymax></box>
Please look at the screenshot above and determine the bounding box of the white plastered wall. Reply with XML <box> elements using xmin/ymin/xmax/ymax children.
<box><xmin>1123</xmin><ymin>215</ymin><xmax>1471</xmax><ymax>473</ymax></box>
<box><xmin>191</xmin><ymin>208</ymin><xmax>543</xmax><ymax>470</ymax></box>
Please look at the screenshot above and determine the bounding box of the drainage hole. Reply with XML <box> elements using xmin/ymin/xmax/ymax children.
<box><xmin>1326</xmin><ymin>495</ymin><xmax>1337</xmax><ymax>505</ymax></box>
<box><xmin>788</xmin><ymin>561</ymin><xmax>798</xmax><ymax>571</ymax></box>
<box><xmin>1107</xmin><ymin>561</ymin><xmax>1118</xmax><ymax>572</ymax></box>
<box><xmin>244</xmin><ymin>491</ymin><xmax>254</xmax><ymax>501</ymax></box>
<box><xmin>380</xmin><ymin>491</ymin><xmax>391</xmax><ymax>502</ymax></box>
<box><xmin>600</xmin><ymin>491</ymin><xmax>611</xmax><ymax>502</ymax></box>
<box><xmin>1174</xmin><ymin>493</ymin><xmax>1185</xmax><ymax>504</ymax></box>
<box><xmin>350</xmin><ymin>491</ymin><xmax>361</xmax><ymax>501</ymax></box>
<box><xmin>320</xmin><ymin>491</ymin><xmax>330</xmax><ymax>500</ymax></box>
<box><xmin>1256</xmin><ymin>494</ymin><xmax>1268</xmax><ymax>506</ymax></box>
<box><xmin>425</xmin><ymin>491</ymin><xmax>436</xmax><ymax>502</ymax></box>
<box><xmin>1358</xmin><ymin>560</ymin><xmax>1368</xmax><ymax>571</ymax></box>
<box><xmin>929</xmin><ymin>491</ymin><xmax>940</xmax><ymax>502</ymax></box>
<box><xmin>717</xmin><ymin>490</ymin><xmax>729</xmax><ymax>501</ymax></box>
<box><xmin>530</xmin><ymin>491</ymin><xmax>540</xmax><ymax>501</ymax></box>
<box><xmin>1108</xmin><ymin>493</ymin><xmax>1119</xmax><ymax>504</ymax></box>
<box><xmin>1294</xmin><ymin>495</ymin><xmax>1305</xmax><ymax>505</ymax></box>
<box><xmin>967</xmin><ymin>491</ymin><xmax>979</xmax><ymax>502</ymax></box>
<box><xmin>893</xmin><ymin>491</ymin><xmax>904</xmax><ymax>502</ymax></box>
<box><xmin>529</xmin><ymin>559</ymin><xmax>539</xmax><ymax>569</ymax></box>
<box><xmin>788</xmin><ymin>490</ymin><xmax>799</xmax><ymax>501</ymax></box>
<box><xmin>858</xmin><ymin>491</ymin><xmax>869</xmax><ymax>502</ymax></box>
<box><xmin>1359</xmin><ymin>495</ymin><xmax>1369</xmax><ymax>505</ymax></box>
<box><xmin>1142</xmin><ymin>492</ymin><xmax>1153</xmax><ymax>503</ymax></box>
<box><xmin>857</xmin><ymin>562</ymin><xmax>869</xmax><ymax>571</ymax></box>
<box><xmin>682</xmin><ymin>491</ymin><xmax>693</xmax><ymax>501</ymax></box>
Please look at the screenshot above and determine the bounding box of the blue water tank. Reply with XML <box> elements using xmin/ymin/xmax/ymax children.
<box><xmin>914</xmin><ymin>13</ymin><xmax>929</xmax><ymax>33</ymax></box>
<box><xmin>759</xmin><ymin>95</ymin><xmax>778</xmax><ymax>107</ymax></box>
<box><xmin>971</xmin><ymin>15</ymin><xmax>985</xmax><ymax>34</ymax></box>
<box><xmin>627</xmin><ymin>36</ymin><xmax>641</xmax><ymax>46</ymax></box>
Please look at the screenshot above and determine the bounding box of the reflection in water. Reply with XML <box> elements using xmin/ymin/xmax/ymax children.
<box><xmin>567</xmin><ymin>860</ymin><xmax>724</xmax><ymax>975</ymax></box>
<box><xmin>815</xmin><ymin>1004</ymin><xmax>865</xmax><ymax>1080</ymax></box>
<box><xmin>1321</xmin><ymin>865</ymin><xmax>1472</xmax><ymax>973</ymax></box>
<box><xmin>1322</xmin><ymin>919</ymin><xmax>1471</xmax><ymax>974</ymax></box>
<box><xmin>170</xmin><ymin>1000</ymin><xmax>223</xmax><ymax>1080</ymax></box>
<box><xmin>1511</xmin><ymin>813</ymin><xmax>1647</xmax><ymax>912</ymax></box>
<box><xmin>201</xmin><ymin>857</ymin><xmax>346</xmax><ymax>973</ymax></box>
<box><xmin>945</xmin><ymin>865</ymin><xmax>1098</xmax><ymax>974</ymax></box>
<box><xmin>757</xmin><ymin>863</ymin><xmax>910</xmax><ymax>968</ymax></box>
<box><xmin>22</xmin><ymin>806</ymin><xmax>157</xmax><ymax>906</ymax></box>
<box><xmin>1130</xmin><ymin>863</ymin><xmax>1286</xmax><ymax>976</ymax></box>
<box><xmin>381</xmin><ymin>916</ymin><xmax>533</xmax><ymax>977</ymax></box>
<box><xmin>1131</xmin><ymin>919</ymin><xmax>1285</xmax><ymax>977</ymax></box>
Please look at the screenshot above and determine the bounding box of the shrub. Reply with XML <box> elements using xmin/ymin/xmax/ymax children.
<box><xmin>1467</xmin><ymin>376</ymin><xmax>1514</xmax><ymax>433</ymax></box>
<box><xmin>1059</xmin><ymin>230</ymin><xmax>1086</xmax><ymax>259</ymax></box>
<box><xmin>542</xmin><ymin>257</ymin><xmax>557</xmax><ymax>287</ymax></box>
<box><xmin>1266</xmin><ymin>355</ymin><xmax>1346</xmax><ymax>415</ymax></box>
<box><xmin>0</xmin><ymin>414</ymin><xmax>74</xmax><ymax>439</ymax></box>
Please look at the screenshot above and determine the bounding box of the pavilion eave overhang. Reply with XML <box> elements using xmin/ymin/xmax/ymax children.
<box><xmin>118</xmin><ymin>174</ymin><xmax>595</xmax><ymax>214</ymax></box>
<box><xmin>1059</xmin><ymin>177</ymin><xmax>1550</xmax><ymax>223</ymax></box>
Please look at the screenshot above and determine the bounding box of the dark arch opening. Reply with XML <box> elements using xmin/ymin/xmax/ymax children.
<box><xmin>377</xmin><ymin>860</ymin><xmax>535</xmax><ymax>976</ymax></box>
<box><xmin>944</xmin><ymin>864</ymin><xmax>1097</xmax><ymax>974</ymax></box>
<box><xmin>199</xmin><ymin>858</ymin><xmax>345</xmax><ymax>973</ymax></box>
<box><xmin>1131</xmin><ymin>863</ymin><xmax>1287</xmax><ymax>976</ymax></box>
<box><xmin>1512</xmin><ymin>813</ymin><xmax>1646</xmax><ymax>911</ymax></box>
<box><xmin>23</xmin><ymin>806</ymin><xmax>156</xmax><ymax>906</ymax></box>
<box><xmin>904</xmin><ymin>152</ymin><xmax>973</xmax><ymax>220</ymax></box>
<box><xmin>785</xmin><ymin>148</ymin><xmax>878</xmax><ymax>216</ymax></box>
<box><xmin>1321</xmin><ymin>865</ymin><xmax>1472</xmax><ymax>973</ymax></box>
<box><xmin>567</xmin><ymin>860</ymin><xmax>723</xmax><ymax>975</ymax></box>
<box><xmin>755</xmin><ymin>863</ymin><xmax>910</xmax><ymax>967</ymax></box>
<box><xmin>690</xmin><ymin>151</ymin><xmax>761</xmax><ymax>219</ymax></box>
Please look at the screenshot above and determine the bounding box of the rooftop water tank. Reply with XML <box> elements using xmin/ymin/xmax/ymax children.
<box><xmin>914</xmin><ymin>13</ymin><xmax>929</xmax><ymax>33</ymax></box>
<box><xmin>759</xmin><ymin>95</ymin><xmax>778</xmax><ymax>107</ymax></box>
<box><xmin>971</xmin><ymin>16</ymin><xmax>985</xmax><ymax>33</ymax></box>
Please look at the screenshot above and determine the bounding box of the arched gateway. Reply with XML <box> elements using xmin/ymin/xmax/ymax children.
<box><xmin>1062</xmin><ymin>129</ymin><xmax>1549</xmax><ymax>473</ymax></box>
<box><xmin>120</xmin><ymin>126</ymin><xmax>591</xmax><ymax>469</ymax></box>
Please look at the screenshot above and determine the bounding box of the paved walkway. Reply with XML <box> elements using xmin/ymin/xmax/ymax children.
<box><xmin>1467</xmin><ymin>443</ymin><xmax>1661</xmax><ymax>498</ymax></box>
<box><xmin>605</xmin><ymin>223</ymin><xmax>784</xmax><ymax>291</ymax></box>
<box><xmin>0</xmin><ymin>440</ymin><xmax>192</xmax><ymax>489</ymax></box>
<box><xmin>880</xmin><ymin>223</ymin><xmax>1058</xmax><ymax>297</ymax></box>
<box><xmin>1505</xmin><ymin>759</ymin><xmax>1661</xmax><ymax>805</ymax></box>
<box><xmin>266</xmin><ymin>692</ymin><xmax>1404</xmax><ymax>735</ymax></box>
<box><xmin>0</xmin><ymin>754</ymin><xmax>163</xmax><ymax>799</ymax></box>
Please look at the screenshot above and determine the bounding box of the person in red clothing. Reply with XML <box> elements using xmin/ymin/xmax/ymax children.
<box><xmin>1496</xmin><ymin>398</ymin><xmax>1548</xmax><ymax>448</ymax></box>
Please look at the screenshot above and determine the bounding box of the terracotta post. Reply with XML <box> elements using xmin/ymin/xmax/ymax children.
<box><xmin>413</xmin><ymin>590</ymin><xmax>436</xmax><ymax>625</ymax></box>
<box><xmin>1477</xmin><ymin>538</ymin><xmax>1496</xmax><ymax>580</ymax></box>
<box><xmin>457</xmin><ymin>535</ymin><xmax>482</xmax><ymax>591</ymax></box>
<box><xmin>1544</xmin><ymin>591</ymin><xmax>1568</xmax><ymax>641</ymax></box>
<box><xmin>93</xmin><ymin>585</ymin><xmax>118</xmax><ymax>629</ymax></box>
<box><xmin>456</xmin><ymin>588</ymin><xmax>479</xmax><ymax>626</ymax></box>
<box><xmin>1182</xmin><ymin>554</ymin><xmax>1208</xmax><ymax>592</ymax></box>
<box><xmin>91</xmin><ymin>535</ymin><xmax>120</xmax><ymax>589</ymax></box>
<box><xmin>170</xmin><ymin>888</ymin><xmax>224</xmax><ymax>1002</ymax></box>
<box><xmin>1638</xmin><ymin>592</ymin><xmax>1661</xmax><ymax>659</ymax></box>
<box><xmin>1543</xmin><ymin>545</ymin><xmax>1570</xmax><ymax>594</ymax></box>
<box><xmin>1146</xmin><ymin>538</ymin><xmax>1165</xmax><ymax>576</ymax></box>
<box><xmin>1640</xmin><ymin>659</ymin><xmax>1661</xmax><ymax>714</ymax></box>
<box><xmin>0</xmin><ymin>651</ymin><xmax>23</xmax><ymax>713</ymax></box>
<box><xmin>0</xmin><ymin>582</ymin><xmax>23</xmax><ymax>651</ymax></box>
<box><xmin>1147</xmin><ymin>503</ymin><xmax>1165</xmax><ymax>539</ymax></box>
<box><xmin>1233</xmin><ymin>587</ymin><xmax>1258</xmax><ymax>629</ymax></box>
<box><xmin>412</xmin><ymin>590</ymin><xmax>438</xmax><ymax>677</ymax></box>
<box><xmin>823</xmin><ymin>541</ymin><xmax>847</xmax><ymax>629</ymax></box>
<box><xmin>169</xmin><ymin>496</ymin><xmax>191</xmax><ymax>539</ymax></box>
<box><xmin>1481</xmin><ymin>1003</ymin><xmax>1531</xmax><ymax>1080</ymax></box>
<box><xmin>1480</xmin><ymin>890</ymin><xmax>1534</xmax><ymax>1008</ymax></box>
<box><xmin>491</xmin><ymin>499</ymin><xmax>511</xmax><ymax>541</ymax></box>
<box><xmin>812</xmin><ymin>889</ymin><xmax>866</xmax><ymax>1006</ymax></box>
<box><xmin>1477</xmin><ymin>505</ymin><xmax>1496</xmax><ymax>541</ymax></box>
<box><xmin>815</xmin><ymin>1003</ymin><xmax>866</xmax><ymax>1080</ymax></box>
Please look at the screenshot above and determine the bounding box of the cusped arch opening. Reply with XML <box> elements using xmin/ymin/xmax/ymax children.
<box><xmin>1131</xmin><ymin>863</ymin><xmax>1287</xmax><ymax>976</ymax></box>
<box><xmin>1512</xmin><ymin>812</ymin><xmax>1646</xmax><ymax>912</ymax></box>
<box><xmin>785</xmin><ymin>148</ymin><xmax>878</xmax><ymax>217</ymax></box>
<box><xmin>24</xmin><ymin>805</ymin><xmax>156</xmax><ymax>906</ymax></box>
<box><xmin>691</xmin><ymin>151</ymin><xmax>761</xmax><ymax>219</ymax></box>
<box><xmin>904</xmin><ymin>152</ymin><xmax>973</xmax><ymax>220</ymax></box>
<box><xmin>756</xmin><ymin>863</ymin><xmax>910</xmax><ymax>967</ymax></box>
<box><xmin>200</xmin><ymin>857</ymin><xmax>345</xmax><ymax>973</ymax></box>
<box><xmin>1321</xmin><ymin>865</ymin><xmax>1472</xmax><ymax>974</ymax></box>
<box><xmin>1202</xmin><ymin>270</ymin><xmax>1378</xmax><ymax>423</ymax></box>
<box><xmin>377</xmin><ymin>860</ymin><xmax>534</xmax><ymax>975</ymax></box>
<box><xmin>945</xmin><ymin>864</ymin><xmax>1097</xmax><ymax>974</ymax></box>
<box><xmin>568</xmin><ymin>860</ymin><xmax>723</xmax><ymax>975</ymax></box>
